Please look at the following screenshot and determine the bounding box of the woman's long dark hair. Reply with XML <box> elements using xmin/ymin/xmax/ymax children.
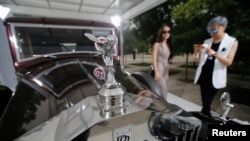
<box><xmin>156</xmin><ymin>23</ymin><xmax>174</xmax><ymax>60</ymax></box>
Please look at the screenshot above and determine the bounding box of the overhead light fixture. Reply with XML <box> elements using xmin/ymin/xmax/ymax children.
<box><xmin>0</xmin><ymin>5</ymin><xmax>10</xmax><ymax>20</ymax></box>
<box><xmin>111</xmin><ymin>15</ymin><xmax>121</xmax><ymax>27</ymax></box>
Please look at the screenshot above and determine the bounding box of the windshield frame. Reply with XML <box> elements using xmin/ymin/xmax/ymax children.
<box><xmin>8</xmin><ymin>23</ymin><xmax>117</xmax><ymax>63</ymax></box>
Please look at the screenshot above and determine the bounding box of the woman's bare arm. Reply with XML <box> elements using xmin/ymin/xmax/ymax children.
<box><xmin>208</xmin><ymin>40</ymin><xmax>238</xmax><ymax>66</ymax></box>
<box><xmin>152</xmin><ymin>43</ymin><xmax>160</xmax><ymax>80</ymax></box>
<box><xmin>193</xmin><ymin>44</ymin><xmax>202</xmax><ymax>62</ymax></box>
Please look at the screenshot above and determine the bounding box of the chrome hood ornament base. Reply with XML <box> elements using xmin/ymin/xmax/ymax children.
<box><xmin>85</xmin><ymin>33</ymin><xmax>126</xmax><ymax>117</ymax></box>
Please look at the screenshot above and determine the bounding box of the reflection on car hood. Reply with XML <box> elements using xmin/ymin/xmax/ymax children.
<box><xmin>15</xmin><ymin>93</ymin><xmax>183</xmax><ymax>141</ymax></box>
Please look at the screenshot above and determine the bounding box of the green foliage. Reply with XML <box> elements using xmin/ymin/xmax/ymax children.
<box><xmin>171</xmin><ymin>0</ymin><xmax>209</xmax><ymax>55</ymax></box>
<box><xmin>172</xmin><ymin>0</ymin><xmax>208</xmax><ymax>20</ymax></box>
<box><xmin>122</xmin><ymin>26</ymin><xmax>139</xmax><ymax>54</ymax></box>
<box><xmin>123</xmin><ymin>26</ymin><xmax>151</xmax><ymax>54</ymax></box>
<box><xmin>132</xmin><ymin>0</ymin><xmax>182</xmax><ymax>44</ymax></box>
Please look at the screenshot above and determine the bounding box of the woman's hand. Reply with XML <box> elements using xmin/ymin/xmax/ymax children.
<box><xmin>154</xmin><ymin>71</ymin><xmax>160</xmax><ymax>81</ymax></box>
<box><xmin>193</xmin><ymin>54</ymin><xmax>200</xmax><ymax>62</ymax></box>
<box><xmin>194</xmin><ymin>43</ymin><xmax>207</xmax><ymax>52</ymax></box>
<box><xmin>193</xmin><ymin>44</ymin><xmax>203</xmax><ymax>62</ymax></box>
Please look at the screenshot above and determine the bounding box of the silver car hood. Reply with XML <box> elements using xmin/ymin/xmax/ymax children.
<box><xmin>14</xmin><ymin>93</ymin><xmax>184</xmax><ymax>141</ymax></box>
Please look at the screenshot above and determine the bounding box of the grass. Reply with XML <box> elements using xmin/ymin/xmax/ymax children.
<box><xmin>227</xmin><ymin>85</ymin><xmax>250</xmax><ymax>107</ymax></box>
<box><xmin>127</xmin><ymin>62</ymin><xmax>182</xmax><ymax>76</ymax></box>
<box><xmin>179</xmin><ymin>64</ymin><xmax>197</xmax><ymax>69</ymax></box>
<box><xmin>128</xmin><ymin>62</ymin><xmax>151</xmax><ymax>66</ymax></box>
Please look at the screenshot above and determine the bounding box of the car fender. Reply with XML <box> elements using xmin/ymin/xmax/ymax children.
<box><xmin>131</xmin><ymin>72</ymin><xmax>163</xmax><ymax>98</ymax></box>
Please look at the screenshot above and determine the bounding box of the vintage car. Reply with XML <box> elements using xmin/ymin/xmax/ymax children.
<box><xmin>0</xmin><ymin>17</ymin><xmax>248</xmax><ymax>141</ymax></box>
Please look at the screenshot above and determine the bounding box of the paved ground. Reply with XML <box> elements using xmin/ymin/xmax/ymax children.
<box><xmin>123</xmin><ymin>53</ymin><xmax>250</xmax><ymax>122</ymax></box>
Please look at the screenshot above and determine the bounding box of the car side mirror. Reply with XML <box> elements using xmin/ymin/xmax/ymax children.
<box><xmin>219</xmin><ymin>92</ymin><xmax>234</xmax><ymax>122</ymax></box>
<box><xmin>0</xmin><ymin>85</ymin><xmax>13</xmax><ymax>121</ymax></box>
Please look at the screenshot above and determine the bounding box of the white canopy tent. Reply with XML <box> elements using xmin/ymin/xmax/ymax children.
<box><xmin>0</xmin><ymin>0</ymin><xmax>167</xmax><ymax>23</ymax></box>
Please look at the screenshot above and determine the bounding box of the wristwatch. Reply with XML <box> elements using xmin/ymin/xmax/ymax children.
<box><xmin>211</xmin><ymin>51</ymin><xmax>217</xmax><ymax>56</ymax></box>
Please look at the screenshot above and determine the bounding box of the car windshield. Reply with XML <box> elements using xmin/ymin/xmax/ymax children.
<box><xmin>11</xmin><ymin>24</ymin><xmax>116</xmax><ymax>62</ymax></box>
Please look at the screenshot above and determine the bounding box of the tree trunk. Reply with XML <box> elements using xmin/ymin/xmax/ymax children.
<box><xmin>185</xmin><ymin>53</ymin><xmax>189</xmax><ymax>80</ymax></box>
<box><xmin>141</xmin><ymin>51</ymin><xmax>145</xmax><ymax>63</ymax></box>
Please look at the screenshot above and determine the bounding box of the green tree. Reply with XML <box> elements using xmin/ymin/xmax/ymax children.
<box><xmin>123</xmin><ymin>0</ymin><xmax>187</xmax><ymax>64</ymax></box>
<box><xmin>171</xmin><ymin>0</ymin><xmax>209</xmax><ymax>80</ymax></box>
<box><xmin>123</xmin><ymin>25</ymin><xmax>138</xmax><ymax>54</ymax></box>
<box><xmin>132</xmin><ymin>0</ymin><xmax>186</xmax><ymax>45</ymax></box>
<box><xmin>171</xmin><ymin>0</ymin><xmax>250</xmax><ymax>79</ymax></box>
<box><xmin>124</xmin><ymin>0</ymin><xmax>250</xmax><ymax>79</ymax></box>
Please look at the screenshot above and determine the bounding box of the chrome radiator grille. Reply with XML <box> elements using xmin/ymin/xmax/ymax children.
<box><xmin>148</xmin><ymin>112</ymin><xmax>202</xmax><ymax>141</ymax></box>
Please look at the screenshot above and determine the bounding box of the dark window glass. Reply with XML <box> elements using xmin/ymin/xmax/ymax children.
<box><xmin>14</xmin><ymin>25</ymin><xmax>113</xmax><ymax>59</ymax></box>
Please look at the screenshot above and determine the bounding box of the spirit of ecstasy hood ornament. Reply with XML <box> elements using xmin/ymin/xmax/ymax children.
<box><xmin>85</xmin><ymin>33</ymin><xmax>126</xmax><ymax>117</ymax></box>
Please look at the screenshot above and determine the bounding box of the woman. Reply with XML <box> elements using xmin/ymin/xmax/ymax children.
<box><xmin>152</xmin><ymin>24</ymin><xmax>174</xmax><ymax>101</ymax></box>
<box><xmin>193</xmin><ymin>16</ymin><xmax>238</xmax><ymax>117</ymax></box>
